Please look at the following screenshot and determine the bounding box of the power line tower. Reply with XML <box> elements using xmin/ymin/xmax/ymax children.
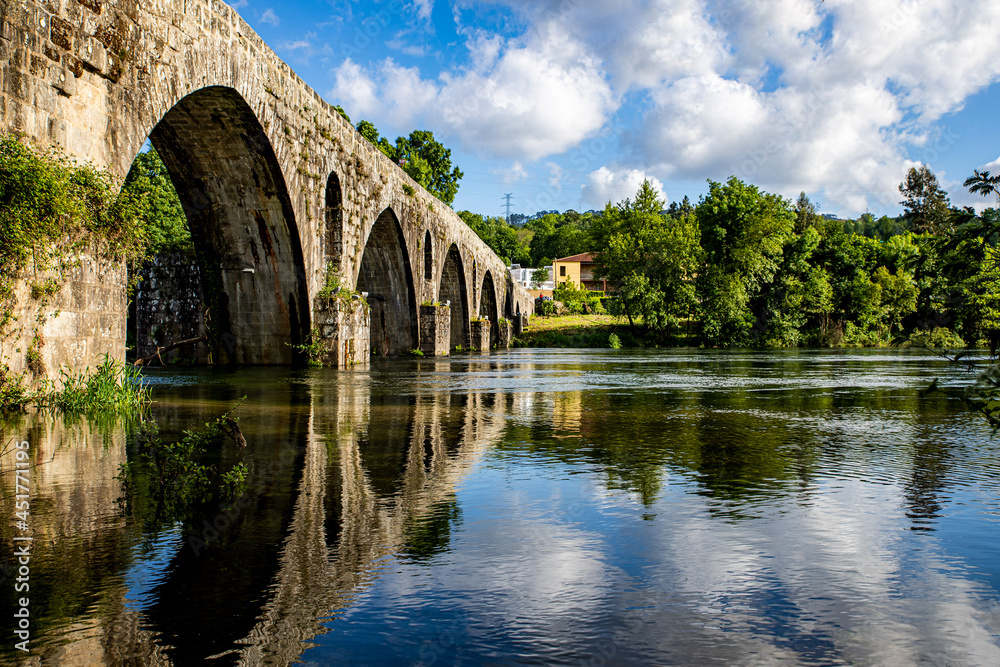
<box><xmin>502</xmin><ymin>193</ymin><xmax>515</xmax><ymax>224</ymax></box>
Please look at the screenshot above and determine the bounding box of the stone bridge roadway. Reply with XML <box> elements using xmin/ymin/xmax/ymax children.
<box><xmin>0</xmin><ymin>0</ymin><xmax>533</xmax><ymax>374</ymax></box>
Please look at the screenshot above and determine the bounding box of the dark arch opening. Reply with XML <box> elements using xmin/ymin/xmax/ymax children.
<box><xmin>439</xmin><ymin>244</ymin><xmax>470</xmax><ymax>350</ymax></box>
<box><xmin>325</xmin><ymin>172</ymin><xmax>344</xmax><ymax>271</ymax></box>
<box><xmin>423</xmin><ymin>230</ymin><xmax>433</xmax><ymax>281</ymax></box>
<box><xmin>148</xmin><ymin>85</ymin><xmax>308</xmax><ymax>365</ymax></box>
<box><xmin>480</xmin><ymin>270</ymin><xmax>499</xmax><ymax>349</ymax></box>
<box><xmin>504</xmin><ymin>275</ymin><xmax>516</xmax><ymax>319</ymax></box>
<box><xmin>357</xmin><ymin>208</ymin><xmax>418</xmax><ymax>355</ymax></box>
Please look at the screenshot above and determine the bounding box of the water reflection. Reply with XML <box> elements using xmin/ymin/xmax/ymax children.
<box><xmin>0</xmin><ymin>368</ymin><xmax>511</xmax><ymax>665</ymax></box>
<box><xmin>0</xmin><ymin>350</ymin><xmax>998</xmax><ymax>665</ymax></box>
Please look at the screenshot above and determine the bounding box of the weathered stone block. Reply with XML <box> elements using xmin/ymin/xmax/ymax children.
<box><xmin>419</xmin><ymin>304</ymin><xmax>450</xmax><ymax>357</ymax></box>
<box><xmin>51</xmin><ymin>66</ymin><xmax>76</xmax><ymax>95</ymax></box>
<box><xmin>77</xmin><ymin>36</ymin><xmax>107</xmax><ymax>72</ymax></box>
<box><xmin>314</xmin><ymin>295</ymin><xmax>370</xmax><ymax>368</ymax></box>
<box><xmin>50</xmin><ymin>16</ymin><xmax>73</xmax><ymax>51</ymax></box>
<box><xmin>471</xmin><ymin>319</ymin><xmax>490</xmax><ymax>351</ymax></box>
<box><xmin>496</xmin><ymin>318</ymin><xmax>512</xmax><ymax>349</ymax></box>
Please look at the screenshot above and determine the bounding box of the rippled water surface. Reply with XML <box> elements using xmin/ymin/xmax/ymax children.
<box><xmin>2</xmin><ymin>349</ymin><xmax>999</xmax><ymax>665</ymax></box>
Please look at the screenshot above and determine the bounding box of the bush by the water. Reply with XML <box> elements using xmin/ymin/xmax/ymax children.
<box><xmin>1</xmin><ymin>356</ymin><xmax>149</xmax><ymax>415</ymax></box>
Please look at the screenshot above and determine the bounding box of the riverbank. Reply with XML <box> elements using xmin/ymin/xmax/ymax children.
<box><xmin>516</xmin><ymin>314</ymin><xmax>700</xmax><ymax>348</ymax></box>
<box><xmin>517</xmin><ymin>314</ymin><xmax>971</xmax><ymax>351</ymax></box>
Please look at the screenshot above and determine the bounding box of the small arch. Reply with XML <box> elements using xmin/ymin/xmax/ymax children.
<box><xmin>423</xmin><ymin>230</ymin><xmax>433</xmax><ymax>281</ymax></box>
<box><xmin>325</xmin><ymin>172</ymin><xmax>344</xmax><ymax>270</ymax></box>
<box><xmin>505</xmin><ymin>274</ymin><xmax>516</xmax><ymax>319</ymax></box>
<box><xmin>356</xmin><ymin>207</ymin><xmax>419</xmax><ymax>355</ymax></box>
<box><xmin>439</xmin><ymin>244</ymin><xmax>470</xmax><ymax>350</ymax></box>
<box><xmin>480</xmin><ymin>270</ymin><xmax>499</xmax><ymax>349</ymax></box>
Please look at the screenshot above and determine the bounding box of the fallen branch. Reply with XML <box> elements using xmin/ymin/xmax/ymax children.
<box><xmin>133</xmin><ymin>335</ymin><xmax>208</xmax><ymax>367</ymax></box>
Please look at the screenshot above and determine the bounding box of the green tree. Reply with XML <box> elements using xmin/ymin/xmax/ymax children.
<box><xmin>794</xmin><ymin>191</ymin><xmax>823</xmax><ymax>233</ymax></box>
<box><xmin>526</xmin><ymin>213</ymin><xmax>589</xmax><ymax>267</ymax></box>
<box><xmin>696</xmin><ymin>176</ymin><xmax>794</xmax><ymax>345</ymax></box>
<box><xmin>874</xmin><ymin>266</ymin><xmax>918</xmax><ymax>335</ymax></box>
<box><xmin>899</xmin><ymin>165</ymin><xmax>952</xmax><ymax>234</ymax></box>
<box><xmin>458</xmin><ymin>211</ymin><xmax>530</xmax><ymax>265</ymax></box>
<box><xmin>123</xmin><ymin>148</ymin><xmax>191</xmax><ymax>254</ymax></box>
<box><xmin>591</xmin><ymin>180</ymin><xmax>701</xmax><ymax>336</ymax></box>
<box><xmin>963</xmin><ymin>169</ymin><xmax>1000</xmax><ymax>204</ymax></box>
<box><xmin>356</xmin><ymin>121</ymin><xmax>464</xmax><ymax>205</ymax></box>
<box><xmin>531</xmin><ymin>266</ymin><xmax>550</xmax><ymax>289</ymax></box>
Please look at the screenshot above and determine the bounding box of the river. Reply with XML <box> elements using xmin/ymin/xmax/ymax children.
<box><xmin>1</xmin><ymin>349</ymin><xmax>999</xmax><ymax>665</ymax></box>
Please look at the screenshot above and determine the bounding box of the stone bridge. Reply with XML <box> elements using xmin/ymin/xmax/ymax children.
<box><xmin>0</xmin><ymin>0</ymin><xmax>533</xmax><ymax>375</ymax></box>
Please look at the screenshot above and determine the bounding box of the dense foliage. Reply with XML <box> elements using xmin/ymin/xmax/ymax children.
<box><xmin>356</xmin><ymin>120</ymin><xmax>464</xmax><ymax>205</ymax></box>
<box><xmin>0</xmin><ymin>134</ymin><xmax>150</xmax><ymax>330</ymax></box>
<box><xmin>465</xmin><ymin>168</ymin><xmax>1000</xmax><ymax>351</ymax></box>
<box><xmin>123</xmin><ymin>147</ymin><xmax>191</xmax><ymax>254</ymax></box>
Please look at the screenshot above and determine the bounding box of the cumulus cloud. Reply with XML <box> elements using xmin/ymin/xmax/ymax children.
<box><xmin>328</xmin><ymin>22</ymin><xmax>616</xmax><ymax>160</ymax></box>
<box><xmin>546</xmin><ymin>162</ymin><xmax>563</xmax><ymax>188</ymax></box>
<box><xmin>581</xmin><ymin>167</ymin><xmax>665</xmax><ymax>209</ymax></box>
<box><xmin>332</xmin><ymin>0</ymin><xmax>1000</xmax><ymax>214</ymax></box>
<box><xmin>500</xmin><ymin>161</ymin><xmax>529</xmax><ymax>185</ymax></box>
<box><xmin>260</xmin><ymin>8</ymin><xmax>279</xmax><ymax>26</ymax></box>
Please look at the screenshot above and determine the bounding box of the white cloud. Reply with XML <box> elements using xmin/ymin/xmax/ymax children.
<box><xmin>413</xmin><ymin>0</ymin><xmax>434</xmax><ymax>21</ymax></box>
<box><xmin>581</xmin><ymin>167</ymin><xmax>665</xmax><ymax>209</ymax></box>
<box><xmin>229</xmin><ymin>0</ymin><xmax>248</xmax><ymax>9</ymax></box>
<box><xmin>330</xmin><ymin>59</ymin><xmax>380</xmax><ymax>117</ymax></box>
<box><xmin>546</xmin><ymin>162</ymin><xmax>563</xmax><ymax>188</ymax></box>
<box><xmin>499</xmin><ymin>161</ymin><xmax>528</xmax><ymax>185</ymax></box>
<box><xmin>334</xmin><ymin>0</ymin><xmax>1000</xmax><ymax>215</ymax></box>
<box><xmin>260</xmin><ymin>8</ymin><xmax>279</xmax><ymax>26</ymax></box>
<box><xmin>328</xmin><ymin>22</ymin><xmax>616</xmax><ymax>160</ymax></box>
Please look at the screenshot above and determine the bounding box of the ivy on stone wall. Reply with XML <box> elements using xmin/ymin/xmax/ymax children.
<box><xmin>0</xmin><ymin>133</ymin><xmax>150</xmax><ymax>332</ymax></box>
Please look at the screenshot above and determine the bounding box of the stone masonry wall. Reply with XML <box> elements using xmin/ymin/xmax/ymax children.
<box><xmin>419</xmin><ymin>304</ymin><xmax>450</xmax><ymax>357</ymax></box>
<box><xmin>314</xmin><ymin>295</ymin><xmax>369</xmax><ymax>368</ymax></box>
<box><xmin>470</xmin><ymin>320</ymin><xmax>490</xmax><ymax>352</ymax></box>
<box><xmin>134</xmin><ymin>252</ymin><xmax>208</xmax><ymax>364</ymax></box>
<box><xmin>2</xmin><ymin>252</ymin><xmax>126</xmax><ymax>382</ymax></box>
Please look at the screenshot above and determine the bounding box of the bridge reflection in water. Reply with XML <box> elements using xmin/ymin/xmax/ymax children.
<box><xmin>0</xmin><ymin>368</ymin><xmax>508</xmax><ymax>665</ymax></box>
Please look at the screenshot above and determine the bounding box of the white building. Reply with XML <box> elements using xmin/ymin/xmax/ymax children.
<box><xmin>509</xmin><ymin>264</ymin><xmax>555</xmax><ymax>291</ymax></box>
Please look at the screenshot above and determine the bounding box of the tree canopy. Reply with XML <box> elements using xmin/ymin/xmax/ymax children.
<box><xmin>355</xmin><ymin>120</ymin><xmax>463</xmax><ymax>206</ymax></box>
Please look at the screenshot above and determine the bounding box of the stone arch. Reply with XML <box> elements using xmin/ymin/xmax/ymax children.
<box><xmin>148</xmin><ymin>85</ymin><xmax>309</xmax><ymax>365</ymax></box>
<box><xmin>423</xmin><ymin>230</ymin><xmax>433</xmax><ymax>281</ymax></box>
<box><xmin>439</xmin><ymin>244</ymin><xmax>470</xmax><ymax>350</ymax></box>
<box><xmin>357</xmin><ymin>208</ymin><xmax>419</xmax><ymax>356</ymax></box>
<box><xmin>480</xmin><ymin>270</ymin><xmax>500</xmax><ymax>348</ymax></box>
<box><xmin>504</xmin><ymin>274</ymin><xmax>516</xmax><ymax>319</ymax></box>
<box><xmin>325</xmin><ymin>172</ymin><xmax>344</xmax><ymax>271</ymax></box>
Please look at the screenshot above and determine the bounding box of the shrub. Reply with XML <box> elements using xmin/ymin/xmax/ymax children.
<box><xmin>908</xmin><ymin>327</ymin><xmax>965</xmax><ymax>350</ymax></box>
<box><xmin>1</xmin><ymin>134</ymin><xmax>150</xmax><ymax>333</ymax></box>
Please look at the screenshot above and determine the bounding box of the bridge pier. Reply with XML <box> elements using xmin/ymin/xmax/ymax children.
<box><xmin>471</xmin><ymin>319</ymin><xmax>491</xmax><ymax>351</ymax></box>
<box><xmin>314</xmin><ymin>296</ymin><xmax>370</xmax><ymax>368</ymax></box>
<box><xmin>419</xmin><ymin>304</ymin><xmax>451</xmax><ymax>357</ymax></box>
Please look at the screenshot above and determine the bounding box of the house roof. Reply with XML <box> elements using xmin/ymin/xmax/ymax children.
<box><xmin>554</xmin><ymin>252</ymin><xmax>596</xmax><ymax>264</ymax></box>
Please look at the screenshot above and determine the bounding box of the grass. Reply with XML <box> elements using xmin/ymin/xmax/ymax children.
<box><xmin>515</xmin><ymin>313</ymin><xmax>619</xmax><ymax>348</ymax></box>
<box><xmin>516</xmin><ymin>313</ymin><xmax>700</xmax><ymax>349</ymax></box>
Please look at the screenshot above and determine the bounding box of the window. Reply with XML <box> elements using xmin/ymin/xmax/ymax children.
<box><xmin>559</xmin><ymin>266</ymin><xmax>566</xmax><ymax>277</ymax></box>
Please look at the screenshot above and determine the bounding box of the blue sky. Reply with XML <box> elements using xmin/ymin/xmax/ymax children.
<box><xmin>231</xmin><ymin>0</ymin><xmax>1000</xmax><ymax>219</ymax></box>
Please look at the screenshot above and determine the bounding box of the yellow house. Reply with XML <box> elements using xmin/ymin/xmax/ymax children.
<box><xmin>553</xmin><ymin>253</ymin><xmax>607</xmax><ymax>292</ymax></box>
